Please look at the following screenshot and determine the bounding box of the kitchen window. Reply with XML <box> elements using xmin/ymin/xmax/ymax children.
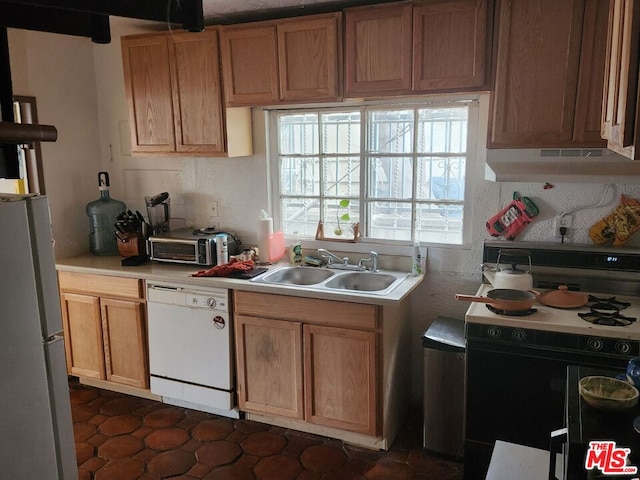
<box><xmin>268</xmin><ymin>99</ymin><xmax>477</xmax><ymax>245</ymax></box>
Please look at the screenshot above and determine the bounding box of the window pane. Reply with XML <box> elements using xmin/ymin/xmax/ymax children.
<box><xmin>322</xmin><ymin>199</ymin><xmax>360</xmax><ymax>236</ymax></box>
<box><xmin>367</xmin><ymin>110</ymin><xmax>414</xmax><ymax>154</ymax></box>
<box><xmin>280</xmin><ymin>157</ymin><xmax>319</xmax><ymax>196</ymax></box>
<box><xmin>416</xmin><ymin>156</ymin><xmax>465</xmax><ymax>201</ymax></box>
<box><xmin>281</xmin><ymin>197</ymin><xmax>320</xmax><ymax>236</ymax></box>
<box><xmin>415</xmin><ymin>203</ymin><xmax>463</xmax><ymax>244</ymax></box>
<box><xmin>323</xmin><ymin>157</ymin><xmax>360</xmax><ymax>197</ymax></box>
<box><xmin>322</xmin><ymin>111</ymin><xmax>361</xmax><ymax>154</ymax></box>
<box><xmin>367</xmin><ymin>201</ymin><xmax>412</xmax><ymax>241</ymax></box>
<box><xmin>279</xmin><ymin>113</ymin><xmax>319</xmax><ymax>155</ymax></box>
<box><xmin>367</xmin><ymin>157</ymin><xmax>413</xmax><ymax>199</ymax></box>
<box><xmin>417</xmin><ymin>107</ymin><xmax>468</xmax><ymax>153</ymax></box>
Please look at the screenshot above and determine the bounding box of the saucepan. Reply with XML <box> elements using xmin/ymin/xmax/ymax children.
<box><xmin>455</xmin><ymin>289</ymin><xmax>540</xmax><ymax>312</ymax></box>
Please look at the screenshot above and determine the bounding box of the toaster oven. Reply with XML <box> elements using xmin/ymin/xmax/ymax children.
<box><xmin>148</xmin><ymin>228</ymin><xmax>240</xmax><ymax>266</ymax></box>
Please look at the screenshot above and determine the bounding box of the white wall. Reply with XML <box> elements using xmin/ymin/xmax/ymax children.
<box><xmin>8</xmin><ymin>29</ymin><xmax>103</xmax><ymax>258</ymax></box>
<box><xmin>12</xmin><ymin>18</ymin><xmax>640</xmax><ymax>405</ymax></box>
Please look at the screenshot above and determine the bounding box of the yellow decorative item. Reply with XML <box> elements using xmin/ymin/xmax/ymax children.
<box><xmin>578</xmin><ymin>376</ymin><xmax>639</xmax><ymax>411</ymax></box>
<box><xmin>589</xmin><ymin>195</ymin><xmax>640</xmax><ymax>246</ymax></box>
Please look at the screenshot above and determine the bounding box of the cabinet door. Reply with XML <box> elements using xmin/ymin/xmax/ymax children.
<box><xmin>573</xmin><ymin>0</ymin><xmax>609</xmax><ymax>146</ymax></box>
<box><xmin>602</xmin><ymin>0</ymin><xmax>640</xmax><ymax>156</ymax></box>
<box><xmin>413</xmin><ymin>0</ymin><xmax>488</xmax><ymax>91</ymax></box>
<box><xmin>220</xmin><ymin>25</ymin><xmax>280</xmax><ymax>106</ymax></box>
<box><xmin>235</xmin><ymin>315</ymin><xmax>304</xmax><ymax>419</ymax></box>
<box><xmin>489</xmin><ymin>0</ymin><xmax>585</xmax><ymax>147</ymax></box>
<box><xmin>101</xmin><ymin>298</ymin><xmax>149</xmax><ymax>388</ymax></box>
<box><xmin>304</xmin><ymin>324</ymin><xmax>378</xmax><ymax>436</ymax></box>
<box><xmin>278</xmin><ymin>14</ymin><xmax>341</xmax><ymax>102</ymax></box>
<box><xmin>60</xmin><ymin>292</ymin><xmax>105</xmax><ymax>379</ymax></box>
<box><xmin>121</xmin><ymin>34</ymin><xmax>176</xmax><ymax>153</ymax></box>
<box><xmin>345</xmin><ymin>3</ymin><xmax>413</xmax><ymax>96</ymax></box>
<box><xmin>170</xmin><ymin>30</ymin><xmax>225</xmax><ymax>154</ymax></box>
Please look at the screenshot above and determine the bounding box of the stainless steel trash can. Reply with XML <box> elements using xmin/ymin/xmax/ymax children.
<box><xmin>422</xmin><ymin>316</ymin><xmax>466</xmax><ymax>459</ymax></box>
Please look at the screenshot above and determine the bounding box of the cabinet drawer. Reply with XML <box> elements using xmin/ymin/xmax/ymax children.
<box><xmin>58</xmin><ymin>271</ymin><xmax>143</xmax><ymax>300</ymax></box>
<box><xmin>234</xmin><ymin>291</ymin><xmax>379</xmax><ymax>330</ymax></box>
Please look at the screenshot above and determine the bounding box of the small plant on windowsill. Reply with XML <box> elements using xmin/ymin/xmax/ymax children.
<box><xmin>334</xmin><ymin>199</ymin><xmax>351</xmax><ymax>236</ymax></box>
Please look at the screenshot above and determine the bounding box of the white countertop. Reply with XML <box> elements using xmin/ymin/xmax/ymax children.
<box><xmin>55</xmin><ymin>255</ymin><xmax>423</xmax><ymax>305</ymax></box>
<box><xmin>464</xmin><ymin>284</ymin><xmax>640</xmax><ymax>340</ymax></box>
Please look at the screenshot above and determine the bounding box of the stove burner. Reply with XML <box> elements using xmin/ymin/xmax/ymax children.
<box><xmin>578</xmin><ymin>310</ymin><xmax>637</xmax><ymax>327</ymax></box>
<box><xmin>486</xmin><ymin>304</ymin><xmax>537</xmax><ymax>316</ymax></box>
<box><xmin>587</xmin><ymin>295</ymin><xmax>631</xmax><ymax>310</ymax></box>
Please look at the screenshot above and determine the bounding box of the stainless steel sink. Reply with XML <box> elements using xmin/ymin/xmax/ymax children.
<box><xmin>323</xmin><ymin>272</ymin><xmax>404</xmax><ymax>292</ymax></box>
<box><xmin>252</xmin><ymin>265</ymin><xmax>409</xmax><ymax>295</ymax></box>
<box><xmin>259</xmin><ymin>266</ymin><xmax>335</xmax><ymax>285</ymax></box>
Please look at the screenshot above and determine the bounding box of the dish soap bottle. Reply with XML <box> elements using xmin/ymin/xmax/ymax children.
<box><xmin>289</xmin><ymin>233</ymin><xmax>302</xmax><ymax>266</ymax></box>
<box><xmin>86</xmin><ymin>172</ymin><xmax>126</xmax><ymax>256</ymax></box>
<box><xmin>412</xmin><ymin>241</ymin><xmax>423</xmax><ymax>276</ymax></box>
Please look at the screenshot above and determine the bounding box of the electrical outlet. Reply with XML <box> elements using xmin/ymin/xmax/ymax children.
<box><xmin>208</xmin><ymin>200</ymin><xmax>218</xmax><ymax>218</ymax></box>
<box><xmin>553</xmin><ymin>214</ymin><xmax>573</xmax><ymax>238</ymax></box>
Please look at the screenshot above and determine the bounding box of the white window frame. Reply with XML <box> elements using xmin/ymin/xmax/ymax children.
<box><xmin>266</xmin><ymin>96</ymin><xmax>481</xmax><ymax>249</ymax></box>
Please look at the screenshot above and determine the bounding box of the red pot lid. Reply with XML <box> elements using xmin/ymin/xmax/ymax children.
<box><xmin>538</xmin><ymin>285</ymin><xmax>588</xmax><ymax>309</ymax></box>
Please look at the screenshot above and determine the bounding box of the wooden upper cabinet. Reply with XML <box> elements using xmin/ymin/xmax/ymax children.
<box><xmin>601</xmin><ymin>0</ymin><xmax>640</xmax><ymax>158</ymax></box>
<box><xmin>345</xmin><ymin>3</ymin><xmax>413</xmax><ymax>96</ymax></box>
<box><xmin>278</xmin><ymin>15</ymin><xmax>341</xmax><ymax>102</ymax></box>
<box><xmin>122</xmin><ymin>29</ymin><xmax>240</xmax><ymax>156</ymax></box>
<box><xmin>413</xmin><ymin>0</ymin><xmax>488</xmax><ymax>91</ymax></box>
<box><xmin>219</xmin><ymin>26</ymin><xmax>280</xmax><ymax>105</ymax></box>
<box><xmin>121</xmin><ymin>34</ymin><xmax>176</xmax><ymax>153</ymax></box>
<box><xmin>170</xmin><ymin>30</ymin><xmax>224</xmax><ymax>154</ymax></box>
<box><xmin>220</xmin><ymin>13</ymin><xmax>341</xmax><ymax>106</ymax></box>
<box><xmin>489</xmin><ymin>0</ymin><xmax>608</xmax><ymax>148</ymax></box>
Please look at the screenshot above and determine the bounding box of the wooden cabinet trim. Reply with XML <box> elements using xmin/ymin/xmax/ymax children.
<box><xmin>234</xmin><ymin>291</ymin><xmax>379</xmax><ymax>330</ymax></box>
<box><xmin>58</xmin><ymin>271</ymin><xmax>143</xmax><ymax>299</ymax></box>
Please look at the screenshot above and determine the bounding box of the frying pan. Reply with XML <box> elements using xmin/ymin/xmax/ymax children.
<box><xmin>455</xmin><ymin>289</ymin><xmax>540</xmax><ymax>312</ymax></box>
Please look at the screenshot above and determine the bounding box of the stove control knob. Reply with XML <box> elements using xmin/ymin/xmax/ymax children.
<box><xmin>206</xmin><ymin>297</ymin><xmax>217</xmax><ymax>309</ymax></box>
<box><xmin>615</xmin><ymin>341</ymin><xmax>632</xmax><ymax>355</ymax></box>
<box><xmin>487</xmin><ymin>326</ymin><xmax>501</xmax><ymax>339</ymax></box>
<box><xmin>586</xmin><ymin>337</ymin><xmax>604</xmax><ymax>352</ymax></box>
<box><xmin>512</xmin><ymin>329</ymin><xmax>526</xmax><ymax>343</ymax></box>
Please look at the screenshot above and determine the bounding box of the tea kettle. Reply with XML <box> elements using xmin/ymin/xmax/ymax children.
<box><xmin>490</xmin><ymin>249</ymin><xmax>533</xmax><ymax>290</ymax></box>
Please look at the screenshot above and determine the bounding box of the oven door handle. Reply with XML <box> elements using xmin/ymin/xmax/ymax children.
<box><xmin>549</xmin><ymin>427</ymin><xmax>567</xmax><ymax>480</ymax></box>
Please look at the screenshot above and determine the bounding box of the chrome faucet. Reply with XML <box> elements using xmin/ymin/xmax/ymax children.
<box><xmin>318</xmin><ymin>248</ymin><xmax>349</xmax><ymax>266</ymax></box>
<box><xmin>358</xmin><ymin>251</ymin><xmax>379</xmax><ymax>272</ymax></box>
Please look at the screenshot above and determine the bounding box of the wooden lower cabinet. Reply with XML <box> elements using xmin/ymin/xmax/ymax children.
<box><xmin>58</xmin><ymin>272</ymin><xmax>149</xmax><ymax>390</ymax></box>
<box><xmin>304</xmin><ymin>324</ymin><xmax>377</xmax><ymax>436</ymax></box>
<box><xmin>235</xmin><ymin>315</ymin><xmax>304</xmax><ymax>418</ymax></box>
<box><xmin>234</xmin><ymin>291</ymin><xmax>381</xmax><ymax>437</ymax></box>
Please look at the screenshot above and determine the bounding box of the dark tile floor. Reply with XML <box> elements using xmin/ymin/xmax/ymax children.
<box><xmin>70</xmin><ymin>380</ymin><xmax>463</xmax><ymax>480</ymax></box>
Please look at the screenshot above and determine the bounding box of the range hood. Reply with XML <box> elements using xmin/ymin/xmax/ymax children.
<box><xmin>484</xmin><ymin>147</ymin><xmax>640</xmax><ymax>184</ymax></box>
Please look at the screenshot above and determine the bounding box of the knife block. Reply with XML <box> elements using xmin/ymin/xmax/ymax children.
<box><xmin>117</xmin><ymin>234</ymin><xmax>146</xmax><ymax>258</ymax></box>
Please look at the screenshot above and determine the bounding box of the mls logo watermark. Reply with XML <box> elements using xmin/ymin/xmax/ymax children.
<box><xmin>585</xmin><ymin>441</ymin><xmax>638</xmax><ymax>476</ymax></box>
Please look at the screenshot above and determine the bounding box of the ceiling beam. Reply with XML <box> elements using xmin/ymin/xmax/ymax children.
<box><xmin>0</xmin><ymin>0</ymin><xmax>203</xmax><ymax>32</ymax></box>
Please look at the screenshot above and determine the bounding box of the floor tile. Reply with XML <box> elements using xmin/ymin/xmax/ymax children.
<box><xmin>70</xmin><ymin>382</ymin><xmax>464</xmax><ymax>479</ymax></box>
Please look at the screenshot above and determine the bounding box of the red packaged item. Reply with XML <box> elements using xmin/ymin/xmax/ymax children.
<box><xmin>486</xmin><ymin>192</ymin><xmax>540</xmax><ymax>241</ymax></box>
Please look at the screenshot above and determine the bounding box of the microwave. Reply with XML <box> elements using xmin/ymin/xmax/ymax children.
<box><xmin>148</xmin><ymin>228</ymin><xmax>240</xmax><ymax>266</ymax></box>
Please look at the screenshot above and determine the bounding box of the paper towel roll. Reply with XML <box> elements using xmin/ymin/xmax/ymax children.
<box><xmin>257</xmin><ymin>214</ymin><xmax>273</xmax><ymax>262</ymax></box>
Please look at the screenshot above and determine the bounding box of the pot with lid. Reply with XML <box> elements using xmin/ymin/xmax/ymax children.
<box><xmin>486</xmin><ymin>249</ymin><xmax>533</xmax><ymax>290</ymax></box>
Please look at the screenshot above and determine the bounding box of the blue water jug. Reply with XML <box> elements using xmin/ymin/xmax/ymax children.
<box><xmin>86</xmin><ymin>172</ymin><xmax>126</xmax><ymax>255</ymax></box>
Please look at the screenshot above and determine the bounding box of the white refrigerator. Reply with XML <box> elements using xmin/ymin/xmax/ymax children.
<box><xmin>0</xmin><ymin>194</ymin><xmax>78</xmax><ymax>479</ymax></box>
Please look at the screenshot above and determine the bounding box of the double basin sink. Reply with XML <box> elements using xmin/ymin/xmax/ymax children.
<box><xmin>251</xmin><ymin>265</ymin><xmax>409</xmax><ymax>296</ymax></box>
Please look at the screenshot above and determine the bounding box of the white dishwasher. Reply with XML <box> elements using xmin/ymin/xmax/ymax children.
<box><xmin>146</xmin><ymin>281</ymin><xmax>238</xmax><ymax>418</ymax></box>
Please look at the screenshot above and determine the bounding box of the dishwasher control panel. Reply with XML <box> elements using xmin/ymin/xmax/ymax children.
<box><xmin>147</xmin><ymin>282</ymin><xmax>229</xmax><ymax>312</ymax></box>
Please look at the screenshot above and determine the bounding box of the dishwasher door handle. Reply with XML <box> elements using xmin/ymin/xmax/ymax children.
<box><xmin>149</xmin><ymin>285</ymin><xmax>184</xmax><ymax>292</ymax></box>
